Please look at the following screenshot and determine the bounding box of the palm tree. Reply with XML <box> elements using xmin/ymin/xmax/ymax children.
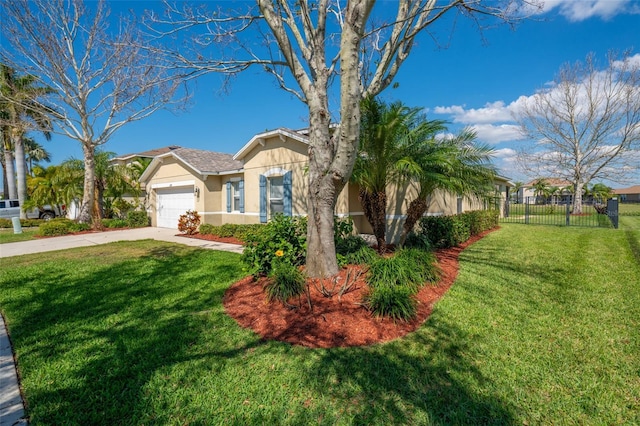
<box><xmin>24</xmin><ymin>137</ymin><xmax>51</xmax><ymax>175</ymax></box>
<box><xmin>0</xmin><ymin>65</ymin><xmax>53</xmax><ymax>217</ymax></box>
<box><xmin>532</xmin><ymin>179</ymin><xmax>550</xmax><ymax>204</ymax></box>
<box><xmin>352</xmin><ymin>97</ymin><xmax>444</xmax><ymax>253</ymax></box>
<box><xmin>399</xmin><ymin>129</ymin><xmax>496</xmax><ymax>246</ymax></box>
<box><xmin>585</xmin><ymin>183</ymin><xmax>613</xmax><ymax>204</ymax></box>
<box><xmin>512</xmin><ymin>181</ymin><xmax>524</xmax><ymax>203</ymax></box>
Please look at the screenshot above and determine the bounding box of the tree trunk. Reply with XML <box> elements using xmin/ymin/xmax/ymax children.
<box><xmin>399</xmin><ymin>197</ymin><xmax>428</xmax><ymax>247</ymax></box>
<box><xmin>3</xmin><ymin>142</ymin><xmax>17</xmax><ymax>200</ymax></box>
<box><xmin>306</xmin><ymin>101</ymin><xmax>341</xmax><ymax>278</ymax></box>
<box><xmin>77</xmin><ymin>144</ymin><xmax>95</xmax><ymax>224</ymax></box>
<box><xmin>0</xmin><ymin>153</ymin><xmax>8</xmax><ymax>199</ymax></box>
<box><xmin>360</xmin><ymin>188</ymin><xmax>387</xmax><ymax>254</ymax></box>
<box><xmin>13</xmin><ymin>135</ymin><xmax>27</xmax><ymax>219</ymax></box>
<box><xmin>573</xmin><ymin>182</ymin><xmax>584</xmax><ymax>214</ymax></box>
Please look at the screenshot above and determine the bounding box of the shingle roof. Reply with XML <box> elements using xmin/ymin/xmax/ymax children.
<box><xmin>524</xmin><ymin>178</ymin><xmax>572</xmax><ymax>187</ymax></box>
<box><xmin>114</xmin><ymin>145</ymin><xmax>181</xmax><ymax>160</ymax></box>
<box><xmin>613</xmin><ymin>185</ymin><xmax>640</xmax><ymax>195</ymax></box>
<box><xmin>172</xmin><ymin>148</ymin><xmax>243</xmax><ymax>174</ymax></box>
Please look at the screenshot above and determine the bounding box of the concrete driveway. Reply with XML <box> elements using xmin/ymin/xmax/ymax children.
<box><xmin>0</xmin><ymin>227</ymin><xmax>244</xmax><ymax>258</ymax></box>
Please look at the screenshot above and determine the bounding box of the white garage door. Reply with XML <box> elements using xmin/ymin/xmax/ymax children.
<box><xmin>156</xmin><ymin>186</ymin><xmax>194</xmax><ymax>228</ymax></box>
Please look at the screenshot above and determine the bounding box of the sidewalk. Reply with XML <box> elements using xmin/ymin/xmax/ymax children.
<box><xmin>0</xmin><ymin>227</ymin><xmax>243</xmax><ymax>425</ymax></box>
<box><xmin>0</xmin><ymin>227</ymin><xmax>243</xmax><ymax>258</ymax></box>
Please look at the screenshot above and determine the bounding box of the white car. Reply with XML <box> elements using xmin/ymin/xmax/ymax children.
<box><xmin>0</xmin><ymin>199</ymin><xmax>66</xmax><ymax>220</ymax></box>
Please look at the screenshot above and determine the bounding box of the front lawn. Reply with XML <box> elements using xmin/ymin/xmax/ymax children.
<box><xmin>0</xmin><ymin>227</ymin><xmax>40</xmax><ymax>244</ymax></box>
<box><xmin>0</xmin><ymin>224</ymin><xmax>639</xmax><ymax>424</ymax></box>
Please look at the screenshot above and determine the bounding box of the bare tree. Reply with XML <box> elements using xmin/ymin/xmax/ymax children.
<box><xmin>1</xmin><ymin>0</ymin><xmax>185</xmax><ymax>223</ymax></box>
<box><xmin>516</xmin><ymin>51</ymin><xmax>640</xmax><ymax>214</ymax></box>
<box><xmin>148</xmin><ymin>0</ymin><xmax>536</xmax><ymax>277</ymax></box>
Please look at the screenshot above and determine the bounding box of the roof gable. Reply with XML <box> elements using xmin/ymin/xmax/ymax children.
<box><xmin>139</xmin><ymin>148</ymin><xmax>243</xmax><ymax>183</ymax></box>
<box><xmin>233</xmin><ymin>128</ymin><xmax>309</xmax><ymax>161</ymax></box>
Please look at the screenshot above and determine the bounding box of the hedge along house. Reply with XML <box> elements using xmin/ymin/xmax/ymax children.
<box><xmin>139</xmin><ymin>127</ymin><xmax>511</xmax><ymax>242</ymax></box>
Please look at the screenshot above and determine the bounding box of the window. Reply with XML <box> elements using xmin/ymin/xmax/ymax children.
<box><xmin>259</xmin><ymin>171</ymin><xmax>291</xmax><ymax>223</ymax></box>
<box><xmin>232</xmin><ymin>181</ymin><xmax>241</xmax><ymax>212</ymax></box>
<box><xmin>9</xmin><ymin>200</ymin><xmax>19</xmax><ymax>207</ymax></box>
<box><xmin>269</xmin><ymin>176</ymin><xmax>284</xmax><ymax>217</ymax></box>
<box><xmin>226</xmin><ymin>179</ymin><xmax>244</xmax><ymax>213</ymax></box>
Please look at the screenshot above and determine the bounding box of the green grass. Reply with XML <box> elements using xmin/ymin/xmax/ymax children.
<box><xmin>1</xmin><ymin>224</ymin><xmax>639</xmax><ymax>424</ymax></box>
<box><xmin>0</xmin><ymin>227</ymin><xmax>40</xmax><ymax>243</ymax></box>
<box><xmin>620</xmin><ymin>203</ymin><xmax>640</xmax><ymax>215</ymax></box>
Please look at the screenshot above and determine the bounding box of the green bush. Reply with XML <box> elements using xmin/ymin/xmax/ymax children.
<box><xmin>368</xmin><ymin>250</ymin><xmax>434</xmax><ymax>293</ymax></box>
<box><xmin>337</xmin><ymin>244</ymin><xmax>379</xmax><ymax>267</ymax></box>
<box><xmin>364</xmin><ymin>284</ymin><xmax>417</xmax><ymax>322</ymax></box>
<box><xmin>0</xmin><ymin>218</ymin><xmax>44</xmax><ymax>228</ymax></box>
<box><xmin>39</xmin><ymin>219</ymin><xmax>74</xmax><ymax>236</ymax></box>
<box><xmin>265</xmin><ymin>260</ymin><xmax>307</xmax><ymax>304</ymax></box>
<box><xmin>403</xmin><ymin>232</ymin><xmax>432</xmax><ymax>251</ymax></box>
<box><xmin>199</xmin><ymin>223</ymin><xmax>263</xmax><ymax>242</ymax></box>
<box><xmin>395</xmin><ymin>248</ymin><xmax>440</xmax><ymax>285</ymax></box>
<box><xmin>418</xmin><ymin>210</ymin><xmax>498</xmax><ymax>249</ymax></box>
<box><xmin>126</xmin><ymin>210</ymin><xmax>149</xmax><ymax>228</ymax></box>
<box><xmin>242</xmin><ymin>215</ymin><xmax>307</xmax><ymax>276</ymax></box>
<box><xmin>199</xmin><ymin>223</ymin><xmax>215</xmax><ymax>235</ymax></box>
<box><xmin>102</xmin><ymin>218</ymin><xmax>128</xmax><ymax>229</ymax></box>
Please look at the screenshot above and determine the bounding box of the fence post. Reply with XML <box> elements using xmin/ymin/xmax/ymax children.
<box><xmin>565</xmin><ymin>198</ymin><xmax>571</xmax><ymax>226</ymax></box>
<box><xmin>607</xmin><ymin>197</ymin><xmax>619</xmax><ymax>229</ymax></box>
<box><xmin>525</xmin><ymin>198</ymin><xmax>530</xmax><ymax>224</ymax></box>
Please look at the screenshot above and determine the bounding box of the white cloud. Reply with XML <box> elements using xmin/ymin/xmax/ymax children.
<box><xmin>470</xmin><ymin>124</ymin><xmax>525</xmax><ymax>144</ymax></box>
<box><xmin>538</xmin><ymin>0</ymin><xmax>637</xmax><ymax>22</ymax></box>
<box><xmin>434</xmin><ymin>101</ymin><xmax>516</xmax><ymax>124</ymax></box>
<box><xmin>493</xmin><ymin>148</ymin><xmax>518</xmax><ymax>159</ymax></box>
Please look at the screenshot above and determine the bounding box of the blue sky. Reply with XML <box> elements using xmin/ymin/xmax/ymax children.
<box><xmin>24</xmin><ymin>0</ymin><xmax>640</xmax><ymax>188</ymax></box>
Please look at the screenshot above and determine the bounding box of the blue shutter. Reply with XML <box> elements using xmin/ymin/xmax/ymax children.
<box><xmin>259</xmin><ymin>175</ymin><xmax>267</xmax><ymax>223</ymax></box>
<box><xmin>226</xmin><ymin>181</ymin><xmax>231</xmax><ymax>212</ymax></box>
<box><xmin>239</xmin><ymin>180</ymin><xmax>245</xmax><ymax>213</ymax></box>
<box><xmin>283</xmin><ymin>171</ymin><xmax>292</xmax><ymax>216</ymax></box>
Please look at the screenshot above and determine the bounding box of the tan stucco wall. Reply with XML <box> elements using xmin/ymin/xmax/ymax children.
<box><xmin>241</xmin><ymin>135</ymin><xmax>309</xmax><ymax>219</ymax></box>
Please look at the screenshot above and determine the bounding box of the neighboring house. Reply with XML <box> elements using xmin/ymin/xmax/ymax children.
<box><xmin>613</xmin><ymin>185</ymin><xmax>640</xmax><ymax>202</ymax></box>
<box><xmin>522</xmin><ymin>178</ymin><xmax>573</xmax><ymax>204</ymax></box>
<box><xmin>139</xmin><ymin>127</ymin><xmax>512</xmax><ymax>243</ymax></box>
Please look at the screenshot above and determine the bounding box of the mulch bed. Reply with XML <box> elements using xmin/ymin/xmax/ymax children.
<box><xmin>213</xmin><ymin>229</ymin><xmax>496</xmax><ymax>348</ymax></box>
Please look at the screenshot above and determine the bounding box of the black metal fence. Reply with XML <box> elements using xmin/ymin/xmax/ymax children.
<box><xmin>501</xmin><ymin>196</ymin><xmax>618</xmax><ymax>229</ymax></box>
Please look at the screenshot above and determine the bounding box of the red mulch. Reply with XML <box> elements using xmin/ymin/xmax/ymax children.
<box><xmin>218</xmin><ymin>228</ymin><xmax>497</xmax><ymax>348</ymax></box>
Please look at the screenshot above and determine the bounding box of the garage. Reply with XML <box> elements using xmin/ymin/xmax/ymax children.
<box><xmin>156</xmin><ymin>186</ymin><xmax>194</xmax><ymax>228</ymax></box>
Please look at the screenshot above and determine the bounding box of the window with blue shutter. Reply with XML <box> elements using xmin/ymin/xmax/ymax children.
<box><xmin>283</xmin><ymin>171</ymin><xmax>292</xmax><ymax>216</ymax></box>
<box><xmin>259</xmin><ymin>175</ymin><xmax>267</xmax><ymax>223</ymax></box>
<box><xmin>226</xmin><ymin>181</ymin><xmax>231</xmax><ymax>213</ymax></box>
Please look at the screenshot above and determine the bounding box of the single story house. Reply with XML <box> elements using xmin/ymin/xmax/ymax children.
<box><xmin>520</xmin><ymin>178</ymin><xmax>572</xmax><ymax>204</ymax></box>
<box><xmin>138</xmin><ymin>128</ymin><xmax>512</xmax><ymax>243</ymax></box>
<box><xmin>613</xmin><ymin>185</ymin><xmax>640</xmax><ymax>202</ymax></box>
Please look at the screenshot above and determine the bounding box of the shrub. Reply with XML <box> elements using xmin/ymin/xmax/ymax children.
<box><xmin>418</xmin><ymin>210</ymin><xmax>498</xmax><ymax>249</ymax></box>
<box><xmin>199</xmin><ymin>223</ymin><xmax>215</xmax><ymax>235</ymax></box>
<box><xmin>0</xmin><ymin>218</ymin><xmax>44</xmax><ymax>228</ymax></box>
<box><xmin>368</xmin><ymin>251</ymin><xmax>432</xmax><ymax>294</ymax></box>
<box><xmin>394</xmin><ymin>248</ymin><xmax>440</xmax><ymax>285</ymax></box>
<box><xmin>265</xmin><ymin>260</ymin><xmax>306</xmax><ymax>304</ymax></box>
<box><xmin>102</xmin><ymin>218</ymin><xmax>128</xmax><ymax>229</ymax></box>
<box><xmin>337</xmin><ymin>244</ymin><xmax>379</xmax><ymax>267</ymax></box>
<box><xmin>127</xmin><ymin>210</ymin><xmax>149</xmax><ymax>228</ymax></box>
<box><xmin>364</xmin><ymin>284</ymin><xmax>417</xmax><ymax>322</ymax></box>
<box><xmin>178</xmin><ymin>210</ymin><xmax>201</xmax><ymax>235</ymax></box>
<box><xmin>403</xmin><ymin>232</ymin><xmax>432</xmax><ymax>251</ymax></box>
<box><xmin>39</xmin><ymin>219</ymin><xmax>75</xmax><ymax>236</ymax></box>
<box><xmin>242</xmin><ymin>215</ymin><xmax>307</xmax><ymax>276</ymax></box>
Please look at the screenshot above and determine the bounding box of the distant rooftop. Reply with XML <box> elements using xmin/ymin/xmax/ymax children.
<box><xmin>113</xmin><ymin>145</ymin><xmax>181</xmax><ymax>161</ymax></box>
